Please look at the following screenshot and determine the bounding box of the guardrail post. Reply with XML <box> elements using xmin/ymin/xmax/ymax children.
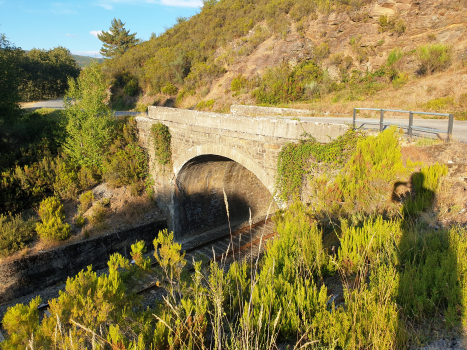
<box><xmin>408</xmin><ymin>112</ymin><xmax>413</xmax><ymax>138</ymax></box>
<box><xmin>380</xmin><ymin>109</ymin><xmax>384</xmax><ymax>132</ymax></box>
<box><xmin>353</xmin><ymin>108</ymin><xmax>356</xmax><ymax>128</ymax></box>
<box><xmin>447</xmin><ymin>114</ymin><xmax>454</xmax><ymax>142</ymax></box>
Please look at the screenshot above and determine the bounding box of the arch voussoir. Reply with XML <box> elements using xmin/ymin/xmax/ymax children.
<box><xmin>173</xmin><ymin>143</ymin><xmax>275</xmax><ymax>195</ymax></box>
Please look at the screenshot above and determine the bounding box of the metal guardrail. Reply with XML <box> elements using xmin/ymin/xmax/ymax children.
<box><xmin>353</xmin><ymin>108</ymin><xmax>454</xmax><ymax>140</ymax></box>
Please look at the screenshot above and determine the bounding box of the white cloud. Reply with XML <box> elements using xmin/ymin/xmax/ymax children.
<box><xmin>160</xmin><ymin>0</ymin><xmax>202</xmax><ymax>7</ymax></box>
<box><xmin>66</xmin><ymin>33</ymin><xmax>77</xmax><ymax>37</ymax></box>
<box><xmin>98</xmin><ymin>3</ymin><xmax>113</xmax><ymax>10</ymax></box>
<box><xmin>90</xmin><ymin>30</ymin><xmax>103</xmax><ymax>38</ymax></box>
<box><xmin>71</xmin><ymin>51</ymin><xmax>103</xmax><ymax>57</ymax></box>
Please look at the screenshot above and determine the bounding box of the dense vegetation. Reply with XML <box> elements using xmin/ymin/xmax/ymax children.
<box><xmin>0</xmin><ymin>62</ymin><xmax>150</xmax><ymax>256</ymax></box>
<box><xmin>2</xmin><ymin>128</ymin><xmax>464</xmax><ymax>349</ymax></box>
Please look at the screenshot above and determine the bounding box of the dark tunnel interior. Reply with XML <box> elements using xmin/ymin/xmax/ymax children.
<box><xmin>175</xmin><ymin>155</ymin><xmax>274</xmax><ymax>236</ymax></box>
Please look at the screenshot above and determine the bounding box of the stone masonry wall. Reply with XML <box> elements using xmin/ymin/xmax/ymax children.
<box><xmin>136</xmin><ymin>106</ymin><xmax>349</xmax><ymax>234</ymax></box>
<box><xmin>0</xmin><ymin>220</ymin><xmax>167</xmax><ymax>304</ymax></box>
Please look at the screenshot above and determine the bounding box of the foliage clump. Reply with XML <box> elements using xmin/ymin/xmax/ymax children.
<box><xmin>36</xmin><ymin>197</ymin><xmax>71</xmax><ymax>241</ymax></box>
<box><xmin>277</xmin><ymin>128</ymin><xmax>363</xmax><ymax>201</ymax></box>
<box><xmin>150</xmin><ymin>122</ymin><xmax>172</xmax><ymax>165</ymax></box>
<box><xmin>417</xmin><ymin>44</ymin><xmax>452</xmax><ymax>75</ymax></box>
<box><xmin>0</xmin><ymin>213</ymin><xmax>35</xmax><ymax>257</ymax></box>
<box><xmin>64</xmin><ymin>61</ymin><xmax>115</xmax><ymax>170</ymax></box>
<box><xmin>103</xmin><ymin>118</ymin><xmax>149</xmax><ymax>187</ymax></box>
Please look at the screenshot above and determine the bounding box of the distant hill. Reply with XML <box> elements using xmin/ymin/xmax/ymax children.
<box><xmin>72</xmin><ymin>55</ymin><xmax>104</xmax><ymax>68</ymax></box>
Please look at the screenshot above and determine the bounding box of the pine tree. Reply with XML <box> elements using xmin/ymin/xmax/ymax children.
<box><xmin>98</xmin><ymin>18</ymin><xmax>139</xmax><ymax>59</ymax></box>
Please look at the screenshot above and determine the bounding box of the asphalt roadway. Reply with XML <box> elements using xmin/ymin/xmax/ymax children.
<box><xmin>28</xmin><ymin>99</ymin><xmax>467</xmax><ymax>143</ymax></box>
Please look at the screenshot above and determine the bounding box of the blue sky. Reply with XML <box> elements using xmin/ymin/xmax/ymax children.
<box><xmin>0</xmin><ymin>0</ymin><xmax>203</xmax><ymax>57</ymax></box>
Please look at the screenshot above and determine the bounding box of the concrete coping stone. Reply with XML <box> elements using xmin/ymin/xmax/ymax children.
<box><xmin>144</xmin><ymin>106</ymin><xmax>349</xmax><ymax>143</ymax></box>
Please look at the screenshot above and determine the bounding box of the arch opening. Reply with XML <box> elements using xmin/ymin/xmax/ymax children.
<box><xmin>175</xmin><ymin>155</ymin><xmax>275</xmax><ymax>236</ymax></box>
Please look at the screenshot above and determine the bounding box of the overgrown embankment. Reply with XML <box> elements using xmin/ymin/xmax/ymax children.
<box><xmin>0</xmin><ymin>62</ymin><xmax>155</xmax><ymax>260</ymax></box>
<box><xmin>2</xmin><ymin>127</ymin><xmax>466</xmax><ymax>349</ymax></box>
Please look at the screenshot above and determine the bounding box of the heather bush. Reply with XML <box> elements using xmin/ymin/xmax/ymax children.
<box><xmin>161</xmin><ymin>83</ymin><xmax>178</xmax><ymax>95</ymax></box>
<box><xmin>79</xmin><ymin>190</ymin><xmax>94</xmax><ymax>212</ymax></box>
<box><xmin>36</xmin><ymin>197</ymin><xmax>70</xmax><ymax>241</ymax></box>
<box><xmin>417</xmin><ymin>44</ymin><xmax>452</xmax><ymax>75</ymax></box>
<box><xmin>0</xmin><ymin>213</ymin><xmax>35</xmax><ymax>257</ymax></box>
<box><xmin>131</xmin><ymin>240</ymin><xmax>151</xmax><ymax>270</ymax></box>
<box><xmin>103</xmin><ymin>117</ymin><xmax>149</xmax><ymax>187</ymax></box>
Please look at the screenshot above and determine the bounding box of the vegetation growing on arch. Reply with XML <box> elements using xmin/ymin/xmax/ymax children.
<box><xmin>151</xmin><ymin>122</ymin><xmax>172</xmax><ymax>166</ymax></box>
<box><xmin>276</xmin><ymin>128</ymin><xmax>363</xmax><ymax>202</ymax></box>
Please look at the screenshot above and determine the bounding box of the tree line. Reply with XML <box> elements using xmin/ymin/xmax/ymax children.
<box><xmin>0</xmin><ymin>34</ymin><xmax>80</xmax><ymax>123</ymax></box>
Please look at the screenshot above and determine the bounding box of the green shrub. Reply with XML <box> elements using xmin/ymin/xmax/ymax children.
<box><xmin>195</xmin><ymin>99</ymin><xmax>215</xmax><ymax>110</ymax></box>
<box><xmin>1</xmin><ymin>296</ymin><xmax>42</xmax><ymax>348</ymax></box>
<box><xmin>131</xmin><ymin>240</ymin><xmax>151</xmax><ymax>270</ymax></box>
<box><xmin>314</xmin><ymin>42</ymin><xmax>330</xmax><ymax>61</ymax></box>
<box><xmin>74</xmin><ymin>214</ymin><xmax>86</xmax><ymax>228</ymax></box>
<box><xmin>161</xmin><ymin>83</ymin><xmax>178</xmax><ymax>95</ymax></box>
<box><xmin>53</xmin><ymin>157</ymin><xmax>79</xmax><ymax>200</ymax></box>
<box><xmin>123</xmin><ymin>78</ymin><xmax>139</xmax><ymax>96</ymax></box>
<box><xmin>425</xmin><ymin>96</ymin><xmax>455</xmax><ymax>110</ymax></box>
<box><xmin>231</xmin><ymin>74</ymin><xmax>248</xmax><ymax>92</ymax></box>
<box><xmin>104</xmin><ymin>143</ymin><xmax>149</xmax><ymax>187</ymax></box>
<box><xmin>392</xmin><ymin>72</ymin><xmax>409</xmax><ymax>88</ymax></box>
<box><xmin>79</xmin><ymin>190</ymin><xmax>94</xmax><ymax>212</ymax></box>
<box><xmin>0</xmin><ymin>213</ymin><xmax>36</xmax><ymax>257</ymax></box>
<box><xmin>89</xmin><ymin>203</ymin><xmax>107</xmax><ymax>226</ymax></box>
<box><xmin>379</xmin><ymin>15</ymin><xmax>406</xmax><ymax>34</ymax></box>
<box><xmin>103</xmin><ymin>117</ymin><xmax>149</xmax><ymax>187</ymax></box>
<box><xmin>150</xmin><ymin>123</ymin><xmax>172</xmax><ymax>165</ymax></box>
<box><xmin>398</xmin><ymin>226</ymin><xmax>467</xmax><ymax>327</ymax></box>
<box><xmin>417</xmin><ymin>44</ymin><xmax>452</xmax><ymax>75</ymax></box>
<box><xmin>36</xmin><ymin>197</ymin><xmax>71</xmax><ymax>241</ymax></box>
<box><xmin>332</xmin><ymin>126</ymin><xmax>412</xmax><ymax>215</ymax></box>
<box><xmin>338</xmin><ymin>217</ymin><xmax>403</xmax><ymax>274</ymax></box>
<box><xmin>252</xmin><ymin>61</ymin><xmax>323</xmax><ymax>105</ymax></box>
<box><xmin>387</xmin><ymin>48</ymin><xmax>403</xmax><ymax>67</ymax></box>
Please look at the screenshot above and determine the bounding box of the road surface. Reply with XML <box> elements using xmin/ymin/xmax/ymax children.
<box><xmin>27</xmin><ymin>100</ymin><xmax>467</xmax><ymax>143</ymax></box>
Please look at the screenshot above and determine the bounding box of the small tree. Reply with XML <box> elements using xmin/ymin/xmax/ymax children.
<box><xmin>98</xmin><ymin>18</ymin><xmax>139</xmax><ymax>59</ymax></box>
<box><xmin>63</xmin><ymin>61</ymin><xmax>114</xmax><ymax>170</ymax></box>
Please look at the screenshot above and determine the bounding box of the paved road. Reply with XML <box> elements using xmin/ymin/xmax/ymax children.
<box><xmin>274</xmin><ymin>115</ymin><xmax>467</xmax><ymax>143</ymax></box>
<box><xmin>28</xmin><ymin>100</ymin><xmax>466</xmax><ymax>143</ymax></box>
<box><xmin>30</xmin><ymin>99</ymin><xmax>65</xmax><ymax>109</ymax></box>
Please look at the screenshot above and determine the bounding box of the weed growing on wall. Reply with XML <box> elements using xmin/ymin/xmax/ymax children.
<box><xmin>276</xmin><ymin>128</ymin><xmax>363</xmax><ymax>201</ymax></box>
<box><xmin>150</xmin><ymin>122</ymin><xmax>172</xmax><ymax>166</ymax></box>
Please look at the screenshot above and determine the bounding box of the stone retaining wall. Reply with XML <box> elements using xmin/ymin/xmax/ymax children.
<box><xmin>0</xmin><ymin>220</ymin><xmax>167</xmax><ymax>304</ymax></box>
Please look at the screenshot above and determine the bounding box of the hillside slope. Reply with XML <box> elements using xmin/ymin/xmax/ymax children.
<box><xmin>104</xmin><ymin>0</ymin><xmax>467</xmax><ymax>119</ymax></box>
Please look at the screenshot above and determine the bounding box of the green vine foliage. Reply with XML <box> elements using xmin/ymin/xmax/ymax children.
<box><xmin>276</xmin><ymin>128</ymin><xmax>363</xmax><ymax>202</ymax></box>
<box><xmin>151</xmin><ymin>123</ymin><xmax>172</xmax><ymax>165</ymax></box>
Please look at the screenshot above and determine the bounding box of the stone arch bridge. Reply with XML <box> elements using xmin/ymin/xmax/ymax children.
<box><xmin>136</xmin><ymin>106</ymin><xmax>348</xmax><ymax>238</ymax></box>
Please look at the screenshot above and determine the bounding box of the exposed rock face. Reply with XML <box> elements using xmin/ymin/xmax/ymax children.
<box><xmin>206</xmin><ymin>0</ymin><xmax>467</xmax><ymax>97</ymax></box>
